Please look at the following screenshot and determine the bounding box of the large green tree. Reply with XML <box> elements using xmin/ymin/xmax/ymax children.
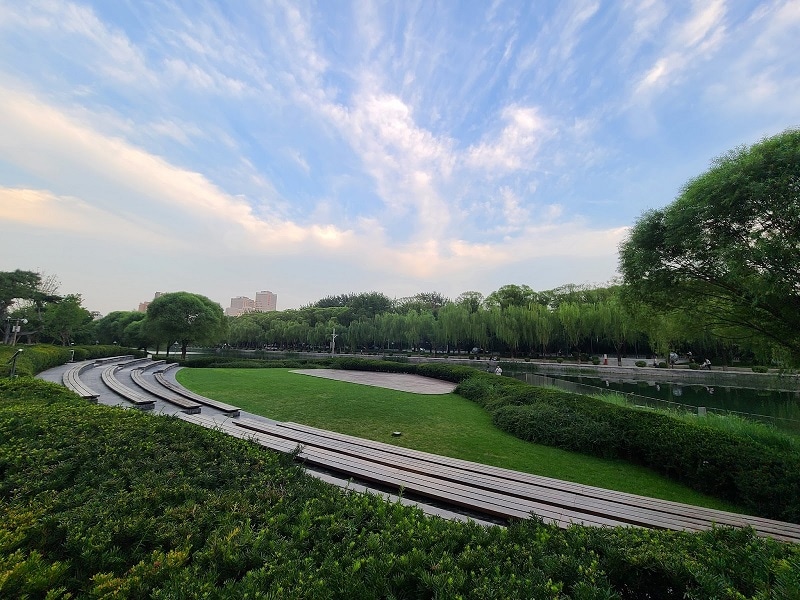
<box><xmin>145</xmin><ymin>292</ymin><xmax>226</xmax><ymax>359</ymax></box>
<box><xmin>42</xmin><ymin>294</ymin><xmax>93</xmax><ymax>346</ymax></box>
<box><xmin>619</xmin><ymin>129</ymin><xmax>800</xmax><ymax>365</ymax></box>
<box><xmin>1</xmin><ymin>270</ymin><xmax>48</xmax><ymax>343</ymax></box>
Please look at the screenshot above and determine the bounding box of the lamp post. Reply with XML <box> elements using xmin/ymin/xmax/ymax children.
<box><xmin>8</xmin><ymin>349</ymin><xmax>23</xmax><ymax>378</ymax></box>
<box><xmin>6</xmin><ymin>318</ymin><xmax>28</xmax><ymax>346</ymax></box>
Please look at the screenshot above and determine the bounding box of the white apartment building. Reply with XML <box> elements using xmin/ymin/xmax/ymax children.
<box><xmin>225</xmin><ymin>296</ymin><xmax>255</xmax><ymax>317</ymax></box>
<box><xmin>255</xmin><ymin>290</ymin><xmax>277</xmax><ymax>312</ymax></box>
<box><xmin>226</xmin><ymin>291</ymin><xmax>277</xmax><ymax>316</ymax></box>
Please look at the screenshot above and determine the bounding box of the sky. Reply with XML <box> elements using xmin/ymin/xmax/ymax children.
<box><xmin>1</xmin><ymin>0</ymin><xmax>799</xmax><ymax>316</ymax></box>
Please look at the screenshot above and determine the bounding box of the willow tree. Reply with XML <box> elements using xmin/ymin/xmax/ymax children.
<box><xmin>145</xmin><ymin>292</ymin><xmax>226</xmax><ymax>359</ymax></box>
<box><xmin>619</xmin><ymin>129</ymin><xmax>800</xmax><ymax>365</ymax></box>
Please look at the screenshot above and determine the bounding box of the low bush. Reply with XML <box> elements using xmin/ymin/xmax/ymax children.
<box><xmin>752</xmin><ymin>365</ymin><xmax>769</xmax><ymax>373</ymax></box>
<box><xmin>0</xmin><ymin>344</ymin><xmax>144</xmax><ymax>378</ymax></box>
<box><xmin>476</xmin><ymin>382</ymin><xmax>800</xmax><ymax>523</ymax></box>
<box><xmin>2</xmin><ymin>378</ymin><xmax>798</xmax><ymax>598</ymax></box>
<box><xmin>635</xmin><ymin>360</ymin><xmax>647</xmax><ymax>367</ymax></box>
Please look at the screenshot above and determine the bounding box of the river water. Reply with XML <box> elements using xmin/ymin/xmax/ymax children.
<box><xmin>511</xmin><ymin>371</ymin><xmax>800</xmax><ymax>433</ymax></box>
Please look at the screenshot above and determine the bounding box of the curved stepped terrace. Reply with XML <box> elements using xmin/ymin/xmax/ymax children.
<box><xmin>130</xmin><ymin>368</ymin><xmax>201</xmax><ymax>414</ymax></box>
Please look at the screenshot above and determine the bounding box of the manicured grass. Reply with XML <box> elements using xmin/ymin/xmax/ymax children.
<box><xmin>178</xmin><ymin>368</ymin><xmax>740</xmax><ymax>511</ymax></box>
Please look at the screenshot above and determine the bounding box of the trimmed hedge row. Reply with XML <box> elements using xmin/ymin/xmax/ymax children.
<box><xmin>329</xmin><ymin>357</ymin><xmax>478</xmax><ymax>384</ymax></box>
<box><xmin>0</xmin><ymin>344</ymin><xmax>145</xmax><ymax>378</ymax></box>
<box><xmin>453</xmin><ymin>372</ymin><xmax>800</xmax><ymax>523</ymax></box>
<box><xmin>179</xmin><ymin>357</ymin><xmax>327</xmax><ymax>369</ymax></box>
<box><xmin>2</xmin><ymin>379</ymin><xmax>799</xmax><ymax>598</ymax></box>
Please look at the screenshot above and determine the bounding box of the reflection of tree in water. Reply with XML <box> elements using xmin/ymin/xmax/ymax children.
<box><xmin>523</xmin><ymin>373</ymin><xmax>800</xmax><ymax>428</ymax></box>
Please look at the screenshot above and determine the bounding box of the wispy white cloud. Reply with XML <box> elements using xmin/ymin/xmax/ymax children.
<box><xmin>0</xmin><ymin>0</ymin><xmax>156</xmax><ymax>87</ymax></box>
<box><xmin>633</xmin><ymin>0</ymin><xmax>727</xmax><ymax>98</ymax></box>
<box><xmin>465</xmin><ymin>106</ymin><xmax>553</xmax><ymax>173</ymax></box>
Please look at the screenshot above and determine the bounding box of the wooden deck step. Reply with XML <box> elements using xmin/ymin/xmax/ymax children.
<box><xmin>62</xmin><ymin>361</ymin><xmax>100</xmax><ymax>401</ymax></box>
<box><xmin>234</xmin><ymin>419</ymin><xmax>800</xmax><ymax>542</ymax></box>
<box><xmin>130</xmin><ymin>369</ymin><xmax>201</xmax><ymax>414</ymax></box>
<box><xmin>101</xmin><ymin>365</ymin><xmax>155</xmax><ymax>410</ymax></box>
<box><xmin>155</xmin><ymin>372</ymin><xmax>240</xmax><ymax>417</ymax></box>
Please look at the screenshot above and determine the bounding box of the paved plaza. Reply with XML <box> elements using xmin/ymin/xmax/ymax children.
<box><xmin>290</xmin><ymin>368</ymin><xmax>458</xmax><ymax>394</ymax></box>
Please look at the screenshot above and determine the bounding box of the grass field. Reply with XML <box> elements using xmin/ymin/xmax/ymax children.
<box><xmin>177</xmin><ymin>367</ymin><xmax>741</xmax><ymax>511</ymax></box>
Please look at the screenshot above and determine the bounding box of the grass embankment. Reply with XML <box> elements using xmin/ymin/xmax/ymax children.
<box><xmin>3</xmin><ymin>378</ymin><xmax>800</xmax><ymax>599</ymax></box>
<box><xmin>177</xmin><ymin>368</ymin><xmax>738</xmax><ymax>511</ymax></box>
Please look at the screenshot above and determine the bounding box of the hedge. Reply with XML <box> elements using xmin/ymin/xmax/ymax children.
<box><xmin>0</xmin><ymin>344</ymin><xmax>145</xmax><ymax>378</ymax></box>
<box><xmin>481</xmin><ymin>383</ymin><xmax>800</xmax><ymax>523</ymax></box>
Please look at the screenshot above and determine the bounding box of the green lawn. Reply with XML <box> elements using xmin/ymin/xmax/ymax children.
<box><xmin>177</xmin><ymin>367</ymin><xmax>741</xmax><ymax>511</ymax></box>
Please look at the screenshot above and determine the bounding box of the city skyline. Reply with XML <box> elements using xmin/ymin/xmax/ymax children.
<box><xmin>1</xmin><ymin>1</ymin><xmax>799</xmax><ymax>316</ymax></box>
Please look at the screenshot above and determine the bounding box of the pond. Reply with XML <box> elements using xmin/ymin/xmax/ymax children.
<box><xmin>511</xmin><ymin>372</ymin><xmax>800</xmax><ymax>433</ymax></box>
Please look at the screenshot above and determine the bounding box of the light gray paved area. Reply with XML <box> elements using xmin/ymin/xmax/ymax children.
<box><xmin>290</xmin><ymin>368</ymin><xmax>458</xmax><ymax>394</ymax></box>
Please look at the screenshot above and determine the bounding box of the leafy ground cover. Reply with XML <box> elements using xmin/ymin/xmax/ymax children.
<box><xmin>177</xmin><ymin>367</ymin><xmax>739</xmax><ymax>511</ymax></box>
<box><xmin>2</xmin><ymin>378</ymin><xmax>799</xmax><ymax>599</ymax></box>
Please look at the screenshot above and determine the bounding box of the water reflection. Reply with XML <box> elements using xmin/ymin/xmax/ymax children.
<box><xmin>513</xmin><ymin>372</ymin><xmax>800</xmax><ymax>432</ymax></box>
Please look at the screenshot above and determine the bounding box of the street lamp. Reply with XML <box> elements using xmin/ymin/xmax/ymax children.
<box><xmin>7</xmin><ymin>349</ymin><xmax>23</xmax><ymax>378</ymax></box>
<box><xmin>6</xmin><ymin>318</ymin><xmax>28</xmax><ymax>346</ymax></box>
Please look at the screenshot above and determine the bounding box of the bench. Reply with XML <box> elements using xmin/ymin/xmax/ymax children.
<box><xmin>101</xmin><ymin>365</ymin><xmax>155</xmax><ymax>410</ymax></box>
<box><xmin>154</xmin><ymin>372</ymin><xmax>240</xmax><ymax>417</ymax></box>
<box><xmin>181</xmin><ymin>414</ymin><xmax>611</xmax><ymax>527</ymax></box>
<box><xmin>130</xmin><ymin>369</ymin><xmax>201</xmax><ymax>414</ymax></box>
<box><xmin>138</xmin><ymin>360</ymin><xmax>167</xmax><ymax>371</ymax></box>
<box><xmin>62</xmin><ymin>361</ymin><xmax>100</xmax><ymax>401</ymax></box>
<box><xmin>227</xmin><ymin>419</ymin><xmax>800</xmax><ymax>542</ymax></box>
<box><xmin>279</xmin><ymin>422</ymin><xmax>800</xmax><ymax>541</ymax></box>
<box><xmin>94</xmin><ymin>355</ymin><xmax>133</xmax><ymax>366</ymax></box>
<box><xmin>116</xmin><ymin>357</ymin><xmax>152</xmax><ymax>368</ymax></box>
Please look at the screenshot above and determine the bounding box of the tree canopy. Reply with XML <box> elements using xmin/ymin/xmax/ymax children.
<box><xmin>145</xmin><ymin>292</ymin><xmax>226</xmax><ymax>358</ymax></box>
<box><xmin>619</xmin><ymin>128</ymin><xmax>800</xmax><ymax>364</ymax></box>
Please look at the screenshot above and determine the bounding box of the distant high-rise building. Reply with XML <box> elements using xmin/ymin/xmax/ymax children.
<box><xmin>255</xmin><ymin>290</ymin><xmax>277</xmax><ymax>312</ymax></box>
<box><xmin>225</xmin><ymin>296</ymin><xmax>255</xmax><ymax>317</ymax></box>
<box><xmin>226</xmin><ymin>290</ymin><xmax>277</xmax><ymax>316</ymax></box>
<box><xmin>138</xmin><ymin>292</ymin><xmax>165</xmax><ymax>313</ymax></box>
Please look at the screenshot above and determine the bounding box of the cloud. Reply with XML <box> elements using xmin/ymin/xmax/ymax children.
<box><xmin>465</xmin><ymin>106</ymin><xmax>552</xmax><ymax>173</ymax></box>
<box><xmin>633</xmin><ymin>0</ymin><xmax>727</xmax><ymax>98</ymax></box>
<box><xmin>0</xmin><ymin>0</ymin><xmax>156</xmax><ymax>88</ymax></box>
<box><xmin>0</xmin><ymin>187</ymin><xmax>177</xmax><ymax>247</ymax></box>
<box><xmin>0</xmin><ymin>88</ymin><xmax>337</xmax><ymax>251</ymax></box>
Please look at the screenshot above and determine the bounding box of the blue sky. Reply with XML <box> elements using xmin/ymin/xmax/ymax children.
<box><xmin>1</xmin><ymin>0</ymin><xmax>799</xmax><ymax>315</ymax></box>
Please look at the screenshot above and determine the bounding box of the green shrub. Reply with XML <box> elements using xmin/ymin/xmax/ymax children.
<box><xmin>752</xmin><ymin>365</ymin><xmax>769</xmax><ymax>373</ymax></box>
<box><xmin>382</xmin><ymin>355</ymin><xmax>410</xmax><ymax>364</ymax></box>
<box><xmin>474</xmin><ymin>381</ymin><xmax>800</xmax><ymax>522</ymax></box>
<box><xmin>635</xmin><ymin>360</ymin><xmax>647</xmax><ymax>367</ymax></box>
<box><xmin>0</xmin><ymin>344</ymin><xmax>144</xmax><ymax>379</ymax></box>
<box><xmin>689</xmin><ymin>362</ymin><xmax>700</xmax><ymax>369</ymax></box>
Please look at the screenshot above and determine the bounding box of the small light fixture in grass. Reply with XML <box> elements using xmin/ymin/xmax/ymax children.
<box><xmin>392</xmin><ymin>431</ymin><xmax>402</xmax><ymax>437</ymax></box>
